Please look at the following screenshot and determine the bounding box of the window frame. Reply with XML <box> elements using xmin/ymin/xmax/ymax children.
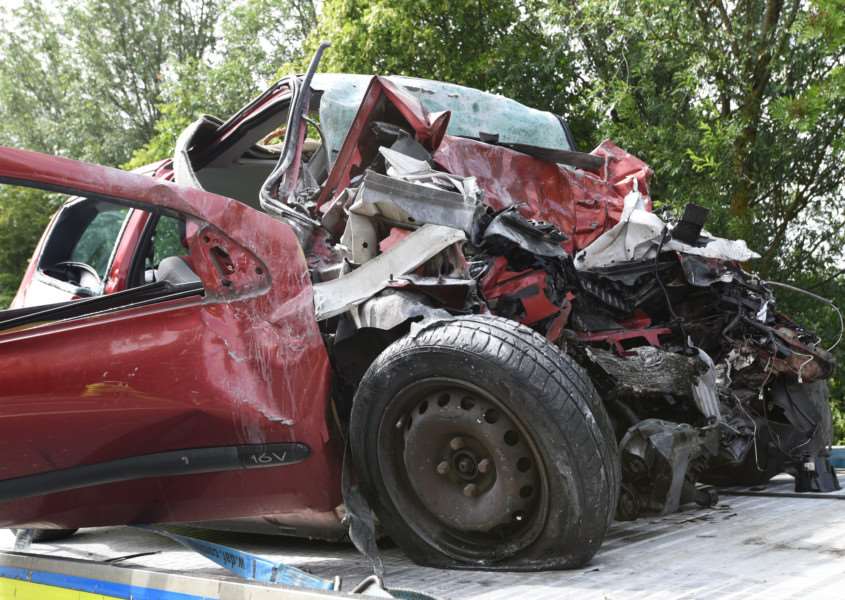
<box><xmin>126</xmin><ymin>211</ymin><xmax>189</xmax><ymax>289</ymax></box>
<box><xmin>1</xmin><ymin>176</ymin><xmax>204</xmax><ymax>313</ymax></box>
<box><xmin>31</xmin><ymin>195</ymin><xmax>133</xmax><ymax>297</ymax></box>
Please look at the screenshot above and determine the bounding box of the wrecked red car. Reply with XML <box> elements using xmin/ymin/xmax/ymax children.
<box><xmin>0</xmin><ymin>47</ymin><xmax>839</xmax><ymax>570</ymax></box>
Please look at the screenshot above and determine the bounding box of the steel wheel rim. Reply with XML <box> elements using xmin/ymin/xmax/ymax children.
<box><xmin>377</xmin><ymin>377</ymin><xmax>549</xmax><ymax>562</ymax></box>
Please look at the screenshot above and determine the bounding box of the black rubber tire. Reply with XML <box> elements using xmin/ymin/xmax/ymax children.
<box><xmin>11</xmin><ymin>528</ymin><xmax>78</xmax><ymax>543</ymax></box>
<box><xmin>350</xmin><ymin>315</ymin><xmax>620</xmax><ymax>570</ymax></box>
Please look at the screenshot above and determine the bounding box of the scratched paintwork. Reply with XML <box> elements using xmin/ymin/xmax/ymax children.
<box><xmin>0</xmin><ymin>148</ymin><xmax>340</xmax><ymax>529</ymax></box>
<box><xmin>0</xmin><ymin>73</ymin><xmax>657</xmax><ymax>535</ymax></box>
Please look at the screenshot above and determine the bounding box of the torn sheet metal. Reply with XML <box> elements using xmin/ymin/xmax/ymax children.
<box><xmin>352</xmin><ymin>169</ymin><xmax>483</xmax><ymax>235</ymax></box>
<box><xmin>387</xmin><ymin>274</ymin><xmax>475</xmax><ymax>309</ymax></box>
<box><xmin>482</xmin><ymin>208</ymin><xmax>567</xmax><ymax>258</ymax></box>
<box><xmin>351</xmin><ymin>289</ymin><xmax>452</xmax><ymax>331</ymax></box>
<box><xmin>574</xmin><ymin>189</ymin><xmax>664</xmax><ymax>269</ymax></box>
<box><xmin>690</xmin><ymin>347</ymin><xmax>720</xmax><ymax>421</ymax></box>
<box><xmin>575</xmin><ymin>192</ymin><xmax>759</xmax><ymax>271</ymax></box>
<box><xmin>313</xmin><ymin>224</ymin><xmax>466</xmax><ymax>320</ymax></box>
<box><xmin>379</xmin><ymin>147</ymin><xmax>482</xmax><ymax>203</ymax></box>
<box><xmin>432</xmin><ymin>138</ymin><xmax>651</xmax><ymax>253</ymax></box>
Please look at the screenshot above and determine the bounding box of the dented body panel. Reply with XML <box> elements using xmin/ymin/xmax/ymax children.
<box><xmin>0</xmin><ymin>148</ymin><xmax>340</xmax><ymax>530</ymax></box>
<box><xmin>1</xmin><ymin>66</ymin><xmax>839</xmax><ymax>560</ymax></box>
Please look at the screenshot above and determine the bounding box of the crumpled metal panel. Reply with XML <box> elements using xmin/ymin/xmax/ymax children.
<box><xmin>313</xmin><ymin>224</ymin><xmax>467</xmax><ymax>320</ymax></box>
<box><xmin>575</xmin><ymin>191</ymin><xmax>760</xmax><ymax>270</ymax></box>
<box><xmin>0</xmin><ymin>147</ymin><xmax>341</xmax><ymax>529</ymax></box>
<box><xmin>432</xmin><ymin>136</ymin><xmax>652</xmax><ymax>253</ymax></box>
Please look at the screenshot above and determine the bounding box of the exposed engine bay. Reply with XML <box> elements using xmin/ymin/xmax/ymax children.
<box><xmin>178</xmin><ymin>48</ymin><xmax>841</xmax><ymax>522</ymax></box>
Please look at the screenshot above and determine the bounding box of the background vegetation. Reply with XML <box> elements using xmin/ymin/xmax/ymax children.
<box><xmin>1</xmin><ymin>0</ymin><xmax>843</xmax><ymax>439</ymax></box>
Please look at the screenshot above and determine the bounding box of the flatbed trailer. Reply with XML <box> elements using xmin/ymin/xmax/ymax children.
<box><xmin>1</xmin><ymin>474</ymin><xmax>844</xmax><ymax>599</ymax></box>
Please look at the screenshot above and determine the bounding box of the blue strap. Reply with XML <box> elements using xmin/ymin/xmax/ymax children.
<box><xmin>138</xmin><ymin>527</ymin><xmax>337</xmax><ymax>592</ymax></box>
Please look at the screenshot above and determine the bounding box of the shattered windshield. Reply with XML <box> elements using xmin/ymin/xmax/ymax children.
<box><xmin>311</xmin><ymin>74</ymin><xmax>571</xmax><ymax>164</ymax></box>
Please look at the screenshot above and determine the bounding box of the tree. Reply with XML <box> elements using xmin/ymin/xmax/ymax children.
<box><xmin>125</xmin><ymin>0</ymin><xmax>318</xmax><ymax>168</ymax></box>
<box><xmin>0</xmin><ymin>186</ymin><xmax>60</xmax><ymax>307</ymax></box>
<box><xmin>0</xmin><ymin>0</ymin><xmax>220</xmax><ymax>166</ymax></box>
<box><xmin>301</xmin><ymin>0</ymin><xmax>582</xmax><ymax>127</ymax></box>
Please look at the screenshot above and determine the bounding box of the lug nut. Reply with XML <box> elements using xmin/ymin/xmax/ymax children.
<box><xmin>477</xmin><ymin>458</ymin><xmax>491</xmax><ymax>474</ymax></box>
<box><xmin>449</xmin><ymin>437</ymin><xmax>465</xmax><ymax>451</ymax></box>
<box><xmin>463</xmin><ymin>483</ymin><xmax>478</xmax><ymax>497</ymax></box>
<box><xmin>436</xmin><ymin>461</ymin><xmax>450</xmax><ymax>475</ymax></box>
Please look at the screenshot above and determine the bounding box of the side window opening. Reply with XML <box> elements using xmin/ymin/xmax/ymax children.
<box><xmin>136</xmin><ymin>213</ymin><xmax>200</xmax><ymax>288</ymax></box>
<box><xmin>37</xmin><ymin>198</ymin><xmax>130</xmax><ymax>297</ymax></box>
<box><xmin>151</xmin><ymin>214</ymin><xmax>187</xmax><ymax>269</ymax></box>
<box><xmin>1</xmin><ymin>180</ymin><xmax>204</xmax><ymax>321</ymax></box>
<box><xmin>69</xmin><ymin>206</ymin><xmax>129</xmax><ymax>280</ymax></box>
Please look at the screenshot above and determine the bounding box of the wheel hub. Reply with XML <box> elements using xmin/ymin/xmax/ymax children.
<box><xmin>401</xmin><ymin>387</ymin><xmax>539</xmax><ymax>533</ymax></box>
<box><xmin>453</xmin><ymin>450</ymin><xmax>479</xmax><ymax>479</ymax></box>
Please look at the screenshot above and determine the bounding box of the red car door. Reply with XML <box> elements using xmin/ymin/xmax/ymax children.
<box><xmin>0</xmin><ymin>148</ymin><xmax>341</xmax><ymax>530</ymax></box>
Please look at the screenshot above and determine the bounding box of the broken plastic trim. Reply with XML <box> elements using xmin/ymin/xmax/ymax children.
<box><xmin>0</xmin><ymin>443</ymin><xmax>310</xmax><ymax>502</ymax></box>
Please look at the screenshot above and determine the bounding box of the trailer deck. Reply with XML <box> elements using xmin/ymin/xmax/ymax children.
<box><xmin>1</xmin><ymin>474</ymin><xmax>843</xmax><ymax>599</ymax></box>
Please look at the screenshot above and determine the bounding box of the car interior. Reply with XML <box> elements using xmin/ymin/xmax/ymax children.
<box><xmin>0</xmin><ymin>184</ymin><xmax>204</xmax><ymax>331</ymax></box>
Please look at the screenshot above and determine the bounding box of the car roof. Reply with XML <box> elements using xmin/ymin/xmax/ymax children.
<box><xmin>310</xmin><ymin>74</ymin><xmax>572</xmax><ymax>158</ymax></box>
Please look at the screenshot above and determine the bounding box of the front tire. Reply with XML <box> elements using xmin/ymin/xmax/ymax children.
<box><xmin>350</xmin><ymin>316</ymin><xmax>620</xmax><ymax>570</ymax></box>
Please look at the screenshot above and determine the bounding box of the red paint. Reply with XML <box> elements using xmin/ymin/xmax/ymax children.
<box><xmin>379</xmin><ymin>227</ymin><xmax>412</xmax><ymax>253</ymax></box>
<box><xmin>433</xmin><ymin>137</ymin><xmax>652</xmax><ymax>253</ymax></box>
<box><xmin>313</xmin><ymin>74</ymin><xmax>652</xmax><ymax>257</ymax></box>
<box><xmin>480</xmin><ymin>257</ymin><xmax>561</xmax><ymax>325</ymax></box>
<box><xmin>316</xmin><ymin>76</ymin><xmax>450</xmax><ymax>209</ymax></box>
<box><xmin>103</xmin><ymin>209</ymin><xmax>150</xmax><ymax>294</ymax></box>
<box><xmin>575</xmin><ymin>327</ymin><xmax>673</xmax><ymax>355</ymax></box>
<box><xmin>1</xmin><ymin>74</ymin><xmax>666</xmax><ymax>534</ymax></box>
<box><xmin>0</xmin><ymin>148</ymin><xmax>340</xmax><ymax>529</ymax></box>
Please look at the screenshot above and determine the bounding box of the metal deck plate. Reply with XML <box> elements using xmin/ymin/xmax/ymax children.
<box><xmin>2</xmin><ymin>474</ymin><xmax>844</xmax><ymax>599</ymax></box>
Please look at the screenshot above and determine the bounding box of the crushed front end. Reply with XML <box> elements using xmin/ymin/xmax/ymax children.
<box><xmin>259</xmin><ymin>67</ymin><xmax>839</xmax><ymax>522</ymax></box>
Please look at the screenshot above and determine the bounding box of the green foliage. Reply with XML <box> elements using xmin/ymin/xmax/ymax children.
<box><xmin>299</xmin><ymin>0</ymin><xmax>582</xmax><ymax>125</ymax></box>
<box><xmin>0</xmin><ymin>0</ymin><xmax>221</xmax><ymax>166</ymax></box>
<box><xmin>0</xmin><ymin>186</ymin><xmax>61</xmax><ymax>307</ymax></box>
<box><xmin>126</xmin><ymin>0</ymin><xmax>317</xmax><ymax>168</ymax></box>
